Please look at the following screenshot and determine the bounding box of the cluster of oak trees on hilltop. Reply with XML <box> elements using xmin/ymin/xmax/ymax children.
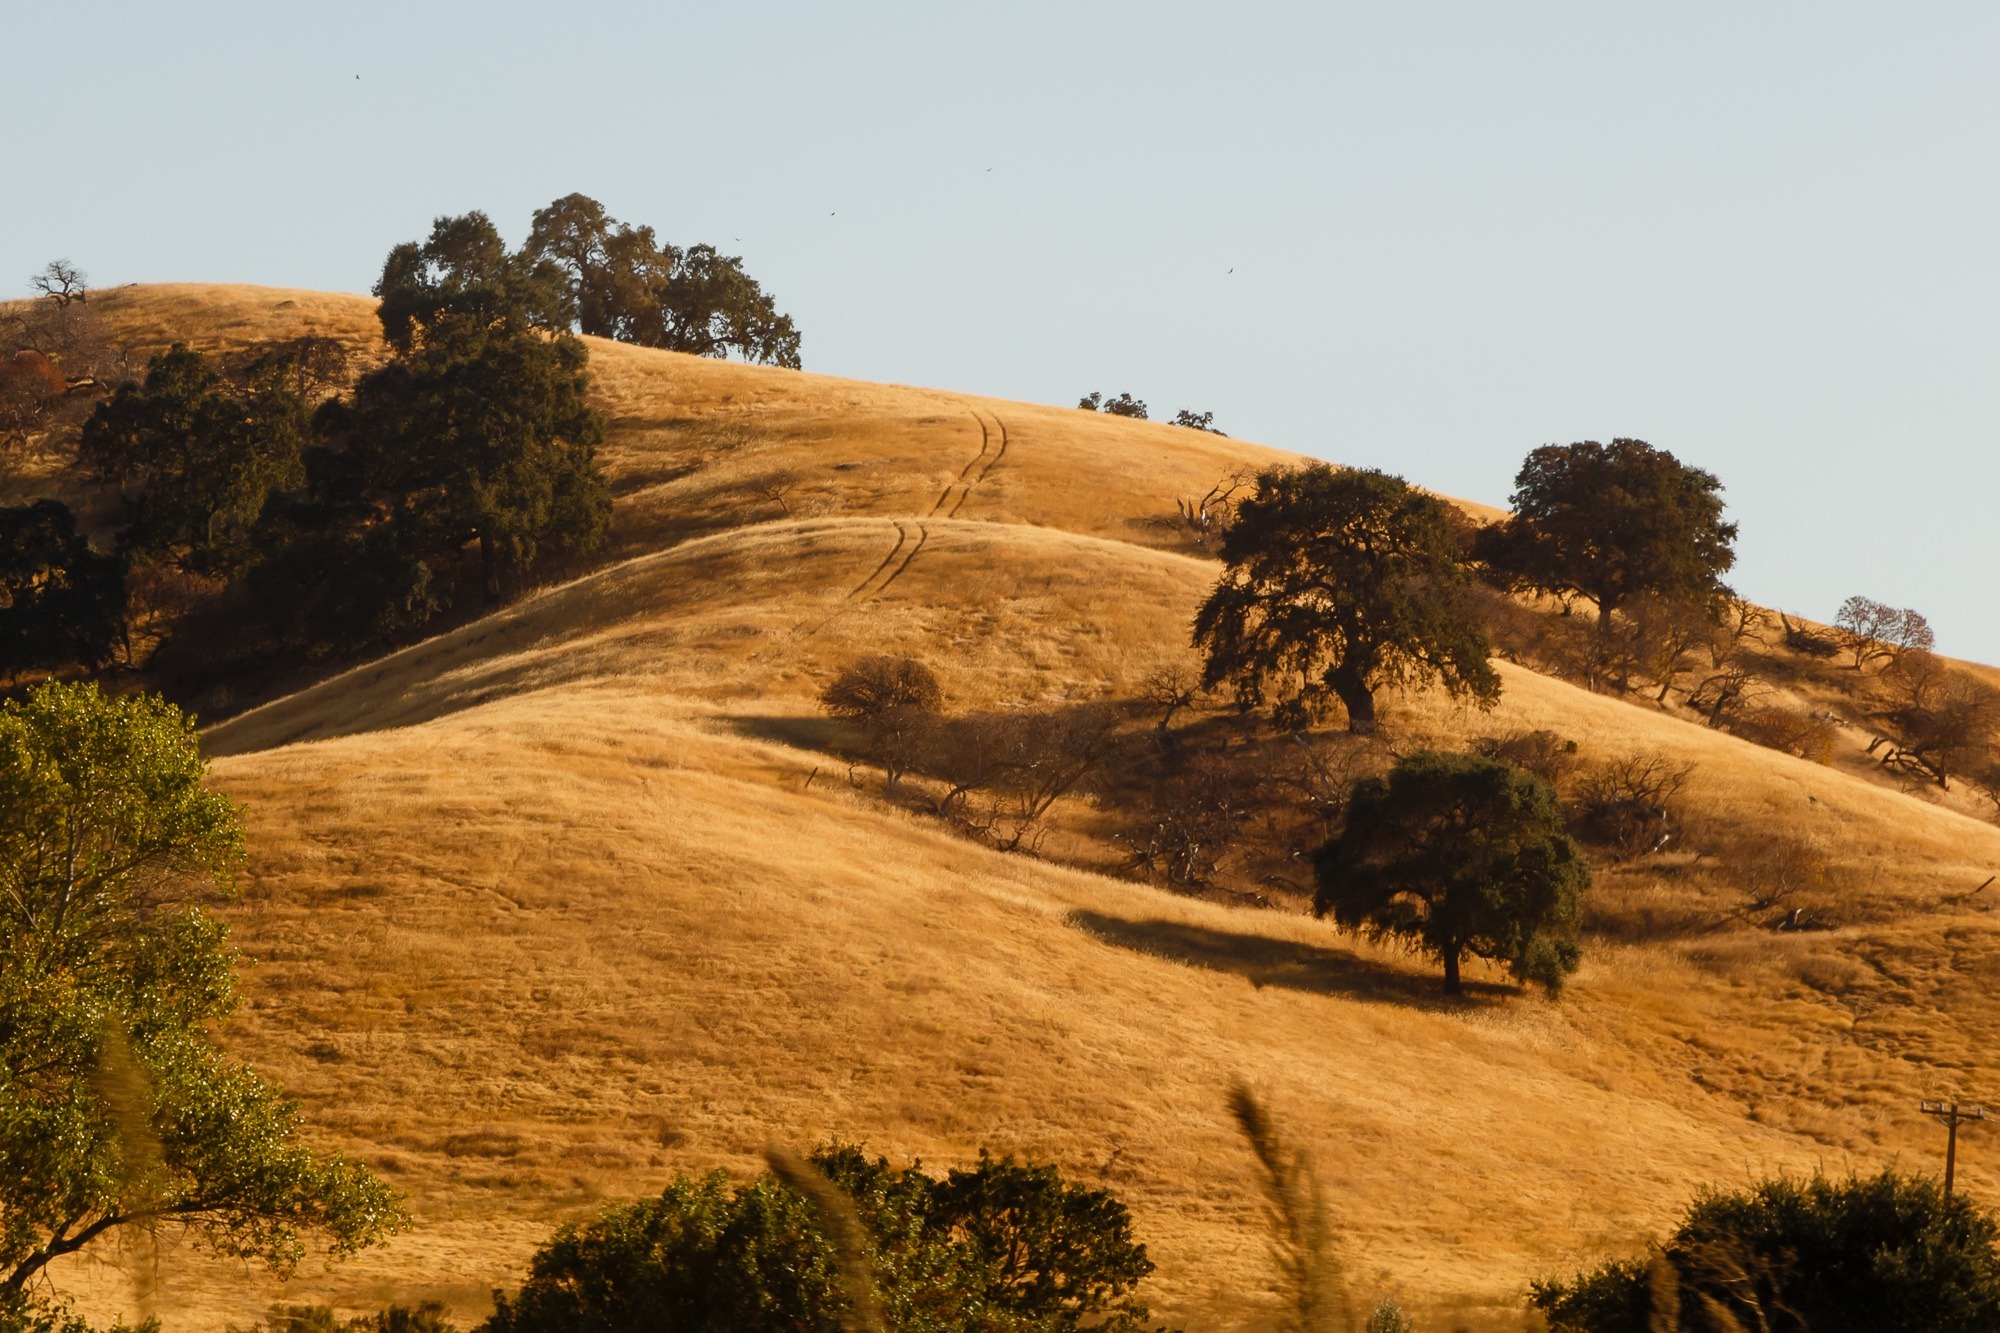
<box><xmin>0</xmin><ymin>195</ymin><xmax>798</xmax><ymax>692</ymax></box>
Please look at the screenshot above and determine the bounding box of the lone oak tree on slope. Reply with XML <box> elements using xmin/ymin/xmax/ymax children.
<box><xmin>0</xmin><ymin>682</ymin><xmax>402</xmax><ymax>1314</ymax></box>
<box><xmin>1315</xmin><ymin>750</ymin><xmax>1588</xmax><ymax>996</ymax></box>
<box><xmin>1477</xmin><ymin>439</ymin><xmax>1737</xmax><ymax>687</ymax></box>
<box><xmin>1192</xmin><ymin>464</ymin><xmax>1497</xmax><ymax>734</ymax></box>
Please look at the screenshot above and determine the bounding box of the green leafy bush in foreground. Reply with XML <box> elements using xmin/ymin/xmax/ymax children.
<box><xmin>481</xmin><ymin>1145</ymin><xmax>1162</xmax><ymax>1333</ymax></box>
<box><xmin>1532</xmin><ymin>1171</ymin><xmax>2000</xmax><ymax>1332</ymax></box>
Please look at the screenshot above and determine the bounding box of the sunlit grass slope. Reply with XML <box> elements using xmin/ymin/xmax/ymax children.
<box><xmin>49</xmin><ymin>286</ymin><xmax>2000</xmax><ymax>1332</ymax></box>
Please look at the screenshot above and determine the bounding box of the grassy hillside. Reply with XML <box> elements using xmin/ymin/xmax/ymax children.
<box><xmin>43</xmin><ymin>285</ymin><xmax>2000</xmax><ymax>1331</ymax></box>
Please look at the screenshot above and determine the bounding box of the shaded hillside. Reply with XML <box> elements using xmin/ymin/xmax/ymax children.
<box><xmin>39</xmin><ymin>285</ymin><xmax>2000</xmax><ymax>1332</ymax></box>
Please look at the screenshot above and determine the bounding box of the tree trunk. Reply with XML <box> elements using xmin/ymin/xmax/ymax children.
<box><xmin>1594</xmin><ymin>595</ymin><xmax>1624</xmax><ymax>693</ymax></box>
<box><xmin>1442</xmin><ymin>945</ymin><xmax>1462</xmax><ymax>997</ymax></box>
<box><xmin>479</xmin><ymin>534</ymin><xmax>501</xmax><ymax>603</ymax></box>
<box><xmin>1328</xmin><ymin>667</ymin><xmax>1378</xmax><ymax>735</ymax></box>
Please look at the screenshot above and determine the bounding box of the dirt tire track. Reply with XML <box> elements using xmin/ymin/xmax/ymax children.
<box><xmin>945</xmin><ymin>407</ymin><xmax>1009</xmax><ymax>518</ymax></box>
<box><xmin>931</xmin><ymin>408</ymin><xmax>991</xmax><ymax>515</ymax></box>
<box><xmin>875</xmin><ymin>522</ymin><xmax>929</xmax><ymax>594</ymax></box>
<box><xmin>972</xmin><ymin>413</ymin><xmax>1009</xmax><ymax>485</ymax></box>
<box><xmin>846</xmin><ymin>521</ymin><xmax>909</xmax><ymax>599</ymax></box>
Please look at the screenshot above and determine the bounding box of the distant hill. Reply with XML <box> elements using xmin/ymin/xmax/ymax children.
<box><xmin>42</xmin><ymin>284</ymin><xmax>2000</xmax><ymax>1332</ymax></box>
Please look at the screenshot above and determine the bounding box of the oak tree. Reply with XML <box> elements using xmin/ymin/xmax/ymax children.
<box><xmin>307</xmin><ymin>316</ymin><xmax>611</xmax><ymax>608</ymax></box>
<box><xmin>0</xmin><ymin>501</ymin><xmax>126</xmax><ymax>678</ymax></box>
<box><xmin>1478</xmin><ymin>439</ymin><xmax>1737</xmax><ymax>685</ymax></box>
<box><xmin>1314</xmin><ymin>750</ymin><xmax>1588</xmax><ymax>995</ymax></box>
<box><xmin>1077</xmin><ymin>391</ymin><xmax>1147</xmax><ymax>419</ymax></box>
<box><xmin>524</xmin><ymin>193</ymin><xmax>802</xmax><ymax>367</ymax></box>
<box><xmin>373</xmin><ymin>212</ymin><xmax>571</xmax><ymax>354</ymax></box>
<box><xmin>0</xmin><ymin>682</ymin><xmax>403</xmax><ymax>1311</ymax></box>
<box><xmin>1194</xmin><ymin>464</ymin><xmax>1497</xmax><ymax>733</ymax></box>
<box><xmin>78</xmin><ymin>344</ymin><xmax>309</xmax><ymax>577</ymax></box>
<box><xmin>819</xmin><ymin>655</ymin><xmax>943</xmax><ymax>790</ymax></box>
<box><xmin>1834</xmin><ymin>595</ymin><xmax>1934</xmax><ymax>672</ymax></box>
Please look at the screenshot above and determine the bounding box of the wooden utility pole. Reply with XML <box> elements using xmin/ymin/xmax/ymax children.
<box><xmin>1921</xmin><ymin>1100</ymin><xmax>1989</xmax><ymax>1197</ymax></box>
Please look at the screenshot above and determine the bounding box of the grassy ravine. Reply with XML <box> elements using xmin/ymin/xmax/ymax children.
<box><xmin>34</xmin><ymin>285</ymin><xmax>2000</xmax><ymax>1332</ymax></box>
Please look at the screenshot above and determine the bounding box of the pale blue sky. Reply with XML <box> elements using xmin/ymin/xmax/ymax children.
<box><xmin>8</xmin><ymin>3</ymin><xmax>1998</xmax><ymax>658</ymax></box>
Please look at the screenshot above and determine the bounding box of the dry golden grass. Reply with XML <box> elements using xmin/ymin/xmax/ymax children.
<box><xmin>38</xmin><ymin>285</ymin><xmax>2000</xmax><ymax>1331</ymax></box>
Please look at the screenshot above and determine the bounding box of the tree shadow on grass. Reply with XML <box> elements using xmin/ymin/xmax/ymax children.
<box><xmin>1063</xmin><ymin>909</ymin><xmax>1519</xmax><ymax>1011</ymax></box>
<box><xmin>722</xmin><ymin>713</ymin><xmax>850</xmax><ymax>754</ymax></box>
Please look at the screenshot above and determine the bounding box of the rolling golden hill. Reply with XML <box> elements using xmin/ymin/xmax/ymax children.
<box><xmin>42</xmin><ymin>285</ymin><xmax>2000</xmax><ymax>1331</ymax></box>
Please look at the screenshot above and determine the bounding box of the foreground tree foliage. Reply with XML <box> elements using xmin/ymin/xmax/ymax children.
<box><xmin>0</xmin><ymin>683</ymin><xmax>404</xmax><ymax>1309</ymax></box>
<box><xmin>1478</xmin><ymin>439</ymin><xmax>1737</xmax><ymax>685</ymax></box>
<box><xmin>480</xmin><ymin>1145</ymin><xmax>1159</xmax><ymax>1333</ymax></box>
<box><xmin>1532</xmin><ymin>1171</ymin><xmax>2000</xmax><ymax>1332</ymax></box>
<box><xmin>1194</xmin><ymin>464</ymin><xmax>1497</xmax><ymax>733</ymax></box>
<box><xmin>1314</xmin><ymin>750</ymin><xmax>1588</xmax><ymax>995</ymax></box>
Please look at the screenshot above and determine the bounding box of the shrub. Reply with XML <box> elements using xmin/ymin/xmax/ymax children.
<box><xmin>1363</xmin><ymin>1299</ymin><xmax>1414</xmax><ymax>1333</ymax></box>
<box><xmin>228</xmin><ymin>1304</ymin><xmax>457</xmax><ymax>1333</ymax></box>
<box><xmin>1568</xmin><ymin>753</ymin><xmax>1694</xmax><ymax>858</ymax></box>
<box><xmin>480</xmin><ymin>1144</ymin><xmax>1162</xmax><ymax>1333</ymax></box>
<box><xmin>1733</xmin><ymin>704</ymin><xmax>1838</xmax><ymax>764</ymax></box>
<box><xmin>820</xmin><ymin>656</ymin><xmax>944</xmax><ymax>790</ymax></box>
<box><xmin>1471</xmin><ymin>729</ymin><xmax>1579</xmax><ymax>789</ymax></box>
<box><xmin>1532</xmin><ymin>1171</ymin><xmax>2000</xmax><ymax>1332</ymax></box>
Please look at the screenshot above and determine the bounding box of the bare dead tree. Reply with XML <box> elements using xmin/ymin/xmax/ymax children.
<box><xmin>991</xmin><ymin>703</ymin><xmax>1123</xmax><ymax>850</ymax></box>
<box><xmin>1868</xmin><ymin>672</ymin><xmax>1998</xmax><ymax>791</ymax></box>
<box><xmin>1171</xmin><ymin>469</ymin><xmax>1249</xmax><ymax>548</ymax></box>
<box><xmin>1835</xmin><ymin>595</ymin><xmax>1935</xmax><ymax>672</ymax></box>
<box><xmin>1886</xmin><ymin>648</ymin><xmax>1949</xmax><ymax>710</ymax></box>
<box><xmin>1126</xmin><ymin>752</ymin><xmax>1249</xmax><ymax>890</ymax></box>
<box><xmin>819</xmin><ymin>656</ymin><xmax>943</xmax><ymax>791</ymax></box>
<box><xmin>1686</xmin><ymin>665</ymin><xmax>1764</xmax><ymax>730</ymax></box>
<box><xmin>1141</xmin><ymin>663</ymin><xmax>1207</xmax><ymax>732</ymax></box>
<box><xmin>30</xmin><ymin>260</ymin><xmax>87</xmax><ymax>308</ymax></box>
<box><xmin>1630</xmin><ymin>592</ymin><xmax>1722</xmax><ymax>701</ymax></box>
<box><xmin>752</xmin><ymin>466</ymin><xmax>801</xmax><ymax>516</ymax></box>
<box><xmin>1570</xmin><ymin>752</ymin><xmax>1696</xmax><ymax>857</ymax></box>
<box><xmin>1777</xmin><ymin>611</ymin><xmax>1840</xmax><ymax>660</ymax></box>
<box><xmin>1969</xmin><ymin>761</ymin><xmax>2000</xmax><ymax>823</ymax></box>
<box><xmin>920</xmin><ymin>712</ymin><xmax>1017</xmax><ymax>820</ymax></box>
